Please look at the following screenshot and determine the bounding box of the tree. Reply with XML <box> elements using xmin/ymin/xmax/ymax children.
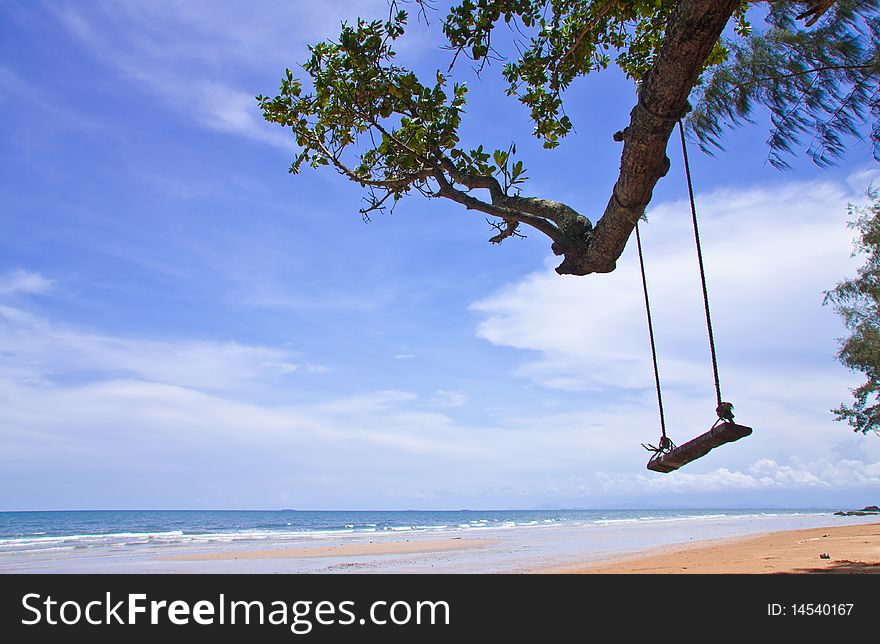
<box><xmin>257</xmin><ymin>0</ymin><xmax>880</xmax><ymax>276</ymax></box>
<box><xmin>825</xmin><ymin>190</ymin><xmax>880</xmax><ymax>435</ymax></box>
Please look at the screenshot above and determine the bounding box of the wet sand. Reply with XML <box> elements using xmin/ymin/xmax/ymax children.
<box><xmin>5</xmin><ymin>515</ymin><xmax>879</xmax><ymax>573</ymax></box>
<box><xmin>160</xmin><ymin>538</ymin><xmax>491</xmax><ymax>562</ymax></box>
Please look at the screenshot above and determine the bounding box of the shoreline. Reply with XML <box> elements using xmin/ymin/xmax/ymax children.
<box><xmin>538</xmin><ymin>522</ymin><xmax>880</xmax><ymax>574</ymax></box>
<box><xmin>159</xmin><ymin>538</ymin><xmax>493</xmax><ymax>562</ymax></box>
<box><xmin>157</xmin><ymin>522</ymin><xmax>880</xmax><ymax>573</ymax></box>
<box><xmin>2</xmin><ymin>513</ymin><xmax>878</xmax><ymax>573</ymax></box>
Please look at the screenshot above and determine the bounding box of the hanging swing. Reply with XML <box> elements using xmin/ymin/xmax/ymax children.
<box><xmin>638</xmin><ymin>122</ymin><xmax>752</xmax><ymax>474</ymax></box>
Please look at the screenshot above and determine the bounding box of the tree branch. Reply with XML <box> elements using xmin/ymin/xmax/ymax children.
<box><xmin>559</xmin><ymin>0</ymin><xmax>743</xmax><ymax>275</ymax></box>
<box><xmin>301</xmin><ymin>130</ymin><xmax>433</xmax><ymax>191</ymax></box>
<box><xmin>438</xmin><ymin>157</ymin><xmax>506</xmax><ymax>201</ymax></box>
<box><xmin>487</xmin><ymin>218</ymin><xmax>525</xmax><ymax>244</ymax></box>
<box><xmin>436</xmin><ymin>156</ymin><xmax>590</xmax><ymax>240</ymax></box>
<box><xmin>432</xmin><ymin>169</ymin><xmax>564</xmax><ymax>242</ymax></box>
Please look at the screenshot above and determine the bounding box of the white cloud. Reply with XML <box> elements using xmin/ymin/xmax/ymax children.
<box><xmin>49</xmin><ymin>0</ymin><xmax>388</xmax><ymax>148</ymax></box>
<box><xmin>0</xmin><ymin>270</ymin><xmax>54</xmax><ymax>296</ymax></box>
<box><xmin>595</xmin><ymin>457</ymin><xmax>880</xmax><ymax>493</ymax></box>
<box><xmin>845</xmin><ymin>167</ymin><xmax>880</xmax><ymax>193</ymax></box>
<box><xmin>463</xmin><ymin>172</ymin><xmax>880</xmax><ymax>504</ymax></box>
<box><xmin>0</xmin><ymin>303</ymin><xmax>318</xmax><ymax>392</ymax></box>
<box><xmin>431</xmin><ymin>389</ymin><xmax>469</xmax><ymax>407</ymax></box>
<box><xmin>194</xmin><ymin>81</ymin><xmax>292</xmax><ymax>149</ymax></box>
<box><xmin>3</xmin><ymin>167</ymin><xmax>880</xmax><ymax>507</ymax></box>
<box><xmin>0</xmin><ymin>65</ymin><xmax>26</xmax><ymax>97</ymax></box>
<box><xmin>0</xmin><ymin>302</ymin><xmax>662</xmax><ymax>507</ymax></box>
<box><xmin>472</xmin><ymin>177</ymin><xmax>862</xmax><ymax>394</ymax></box>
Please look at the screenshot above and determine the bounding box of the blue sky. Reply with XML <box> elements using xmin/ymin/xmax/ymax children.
<box><xmin>1</xmin><ymin>0</ymin><xmax>879</xmax><ymax>510</ymax></box>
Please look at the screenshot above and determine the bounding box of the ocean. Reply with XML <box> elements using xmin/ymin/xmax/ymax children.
<box><xmin>0</xmin><ymin>508</ymin><xmax>835</xmax><ymax>557</ymax></box>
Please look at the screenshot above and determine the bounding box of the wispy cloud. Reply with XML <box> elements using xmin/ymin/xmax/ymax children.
<box><xmin>194</xmin><ymin>81</ymin><xmax>291</xmax><ymax>149</ymax></box>
<box><xmin>0</xmin><ymin>65</ymin><xmax>26</xmax><ymax>97</ymax></box>
<box><xmin>48</xmin><ymin>0</ymin><xmax>385</xmax><ymax>148</ymax></box>
<box><xmin>472</xmin><ymin>175</ymin><xmax>865</xmax><ymax>394</ymax></box>
<box><xmin>596</xmin><ymin>458</ymin><xmax>880</xmax><ymax>493</ymax></box>
<box><xmin>0</xmin><ymin>302</ymin><xmax>319</xmax><ymax>392</ymax></box>
<box><xmin>465</xmin><ymin>171</ymin><xmax>880</xmax><ymax>504</ymax></box>
<box><xmin>0</xmin><ymin>270</ymin><xmax>54</xmax><ymax>296</ymax></box>
<box><xmin>431</xmin><ymin>389</ymin><xmax>469</xmax><ymax>407</ymax></box>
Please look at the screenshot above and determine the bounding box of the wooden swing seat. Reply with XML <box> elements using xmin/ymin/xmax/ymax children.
<box><xmin>646</xmin><ymin>422</ymin><xmax>752</xmax><ymax>473</ymax></box>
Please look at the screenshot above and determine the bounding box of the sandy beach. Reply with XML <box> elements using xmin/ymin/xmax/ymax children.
<box><xmin>161</xmin><ymin>522</ymin><xmax>880</xmax><ymax>573</ymax></box>
<box><xmin>160</xmin><ymin>538</ymin><xmax>492</xmax><ymax>562</ymax></box>
<box><xmin>3</xmin><ymin>512</ymin><xmax>879</xmax><ymax>574</ymax></box>
<box><xmin>543</xmin><ymin>522</ymin><xmax>880</xmax><ymax>574</ymax></box>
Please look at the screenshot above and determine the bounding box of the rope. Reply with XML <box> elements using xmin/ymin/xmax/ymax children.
<box><xmin>637</xmin><ymin>121</ymin><xmax>731</xmax><ymax>457</ymax></box>
<box><xmin>635</xmin><ymin>220</ymin><xmax>668</xmax><ymax>449</ymax></box>
<box><xmin>678</xmin><ymin>120</ymin><xmax>723</xmax><ymax>410</ymax></box>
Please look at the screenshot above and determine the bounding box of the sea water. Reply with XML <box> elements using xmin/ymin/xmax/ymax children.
<box><xmin>0</xmin><ymin>508</ymin><xmax>838</xmax><ymax>557</ymax></box>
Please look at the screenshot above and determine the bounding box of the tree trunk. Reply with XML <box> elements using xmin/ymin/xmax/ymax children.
<box><xmin>555</xmin><ymin>0</ymin><xmax>743</xmax><ymax>275</ymax></box>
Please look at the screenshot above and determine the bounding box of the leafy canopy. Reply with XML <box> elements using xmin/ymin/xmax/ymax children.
<box><xmin>259</xmin><ymin>1</ymin><xmax>880</xmax><ymax>433</ymax></box>
<box><xmin>826</xmin><ymin>190</ymin><xmax>880</xmax><ymax>435</ymax></box>
<box><xmin>441</xmin><ymin>0</ymin><xmax>748</xmax><ymax>146</ymax></box>
<box><xmin>259</xmin><ymin>1</ymin><xmax>880</xmax><ymax>231</ymax></box>
<box><xmin>693</xmin><ymin>1</ymin><xmax>880</xmax><ymax>169</ymax></box>
<box><xmin>256</xmin><ymin>2</ymin><xmax>748</xmax><ymax>219</ymax></box>
<box><xmin>255</xmin><ymin>1</ymin><xmax>878</xmax><ymax>273</ymax></box>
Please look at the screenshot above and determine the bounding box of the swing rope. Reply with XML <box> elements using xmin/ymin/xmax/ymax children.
<box><xmin>678</xmin><ymin>120</ymin><xmax>723</xmax><ymax>411</ymax></box>
<box><xmin>635</xmin><ymin>221</ymin><xmax>671</xmax><ymax>454</ymax></box>
<box><xmin>638</xmin><ymin>120</ymin><xmax>730</xmax><ymax>456</ymax></box>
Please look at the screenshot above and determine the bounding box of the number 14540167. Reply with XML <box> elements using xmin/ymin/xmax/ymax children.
<box><xmin>768</xmin><ymin>604</ymin><xmax>854</xmax><ymax>616</ymax></box>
